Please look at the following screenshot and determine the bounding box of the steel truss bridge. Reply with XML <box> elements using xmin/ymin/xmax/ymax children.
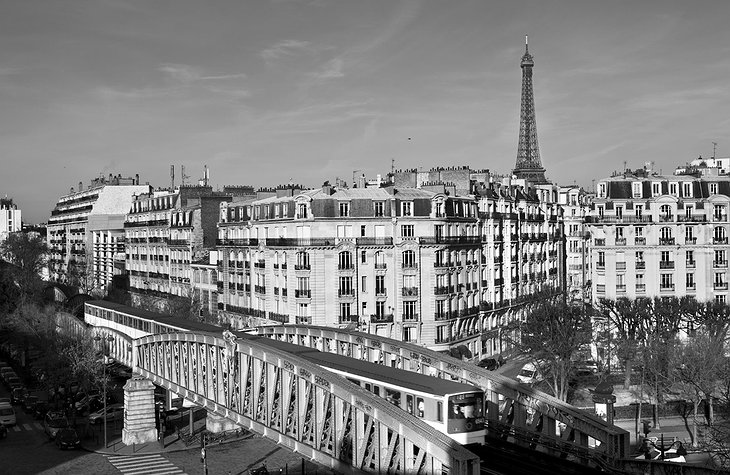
<box><xmin>59</xmin><ymin>308</ymin><xmax>629</xmax><ymax>474</ymax></box>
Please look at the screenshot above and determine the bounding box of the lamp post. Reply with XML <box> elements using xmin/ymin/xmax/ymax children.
<box><xmin>94</xmin><ymin>335</ymin><xmax>114</xmax><ymax>448</ymax></box>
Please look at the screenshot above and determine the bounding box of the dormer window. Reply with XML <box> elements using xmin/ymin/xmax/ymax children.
<box><xmin>669</xmin><ymin>183</ymin><xmax>678</xmax><ymax>196</ymax></box>
<box><xmin>598</xmin><ymin>182</ymin><xmax>607</xmax><ymax>198</ymax></box>
<box><xmin>683</xmin><ymin>182</ymin><xmax>692</xmax><ymax>197</ymax></box>
<box><xmin>710</xmin><ymin>183</ymin><xmax>719</xmax><ymax>195</ymax></box>
<box><xmin>652</xmin><ymin>182</ymin><xmax>661</xmax><ymax>196</ymax></box>
<box><xmin>632</xmin><ymin>182</ymin><xmax>642</xmax><ymax>198</ymax></box>
<box><xmin>402</xmin><ymin>201</ymin><xmax>413</xmax><ymax>217</ymax></box>
<box><xmin>339</xmin><ymin>202</ymin><xmax>350</xmax><ymax>217</ymax></box>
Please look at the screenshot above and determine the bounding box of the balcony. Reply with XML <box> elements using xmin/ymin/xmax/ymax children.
<box><xmin>714</xmin><ymin>260</ymin><xmax>728</xmax><ymax>268</ymax></box>
<box><xmin>339</xmin><ymin>314</ymin><xmax>359</xmax><ymax>324</ymax></box>
<box><xmin>686</xmin><ymin>260</ymin><xmax>696</xmax><ymax>268</ymax></box>
<box><xmin>338</xmin><ymin>264</ymin><xmax>355</xmax><ymax>271</ymax></box>
<box><xmin>634</xmin><ymin>237</ymin><xmax>646</xmax><ymax>245</ymax></box>
<box><xmin>713</xmin><ymin>237</ymin><xmax>729</xmax><ymax>245</ymax></box>
<box><xmin>636</xmin><ymin>283</ymin><xmax>646</xmax><ymax>292</ymax></box>
<box><xmin>418</xmin><ymin>236</ymin><xmax>480</xmax><ymax>245</ymax></box>
<box><xmin>338</xmin><ymin>289</ymin><xmax>355</xmax><ymax>297</ymax></box>
<box><xmin>268</xmin><ymin>312</ymin><xmax>289</xmax><ymax>324</ymax></box>
<box><xmin>402</xmin><ymin>262</ymin><xmax>418</xmax><ymax>269</ymax></box>
<box><xmin>594</xmin><ymin>239</ymin><xmax>605</xmax><ymax>246</ymax></box>
<box><xmin>685</xmin><ymin>237</ymin><xmax>697</xmax><ymax>244</ymax></box>
<box><xmin>398</xmin><ymin>287</ymin><xmax>417</xmax><ymax>297</ymax></box>
<box><xmin>596</xmin><ymin>263</ymin><xmax>605</xmax><ymax>270</ymax></box>
<box><xmin>659</xmin><ymin>238</ymin><xmax>676</xmax><ymax>245</ymax></box>
<box><xmin>254</xmin><ymin>260</ymin><xmax>266</xmax><ymax>269</ymax></box>
<box><xmin>714</xmin><ymin>282</ymin><xmax>729</xmax><ymax>290</ymax></box>
<box><xmin>616</xmin><ymin>262</ymin><xmax>627</xmax><ymax>271</ymax></box>
<box><xmin>660</xmin><ymin>284</ymin><xmax>676</xmax><ymax>292</ymax></box>
<box><xmin>713</xmin><ymin>214</ymin><xmax>727</xmax><ymax>222</ymax></box>
<box><xmin>254</xmin><ymin>285</ymin><xmax>266</xmax><ymax>294</ymax></box>
<box><xmin>402</xmin><ymin>313</ymin><xmax>420</xmax><ymax>322</ymax></box>
<box><xmin>295</xmin><ymin>289</ymin><xmax>311</xmax><ymax>298</ymax></box>
<box><xmin>615</xmin><ymin>237</ymin><xmax>627</xmax><ymax>246</ymax></box>
<box><xmin>678</xmin><ymin>215</ymin><xmax>707</xmax><ymax>223</ymax></box>
<box><xmin>370</xmin><ymin>314</ymin><xmax>394</xmax><ymax>324</ymax></box>
<box><xmin>281</xmin><ymin>288</ymin><xmax>287</xmax><ymax>297</ymax></box>
<box><xmin>658</xmin><ymin>215</ymin><xmax>675</xmax><ymax>223</ymax></box>
<box><xmin>374</xmin><ymin>263</ymin><xmax>387</xmax><ymax>270</ymax></box>
<box><xmin>616</xmin><ymin>284</ymin><xmax>626</xmax><ymax>292</ymax></box>
<box><xmin>294</xmin><ymin>264</ymin><xmax>311</xmax><ymax>271</ymax></box>
<box><xmin>635</xmin><ymin>261</ymin><xmax>646</xmax><ymax>269</ymax></box>
<box><xmin>659</xmin><ymin>261</ymin><xmax>675</xmax><ymax>269</ymax></box>
<box><xmin>375</xmin><ymin>288</ymin><xmax>387</xmax><ymax>296</ymax></box>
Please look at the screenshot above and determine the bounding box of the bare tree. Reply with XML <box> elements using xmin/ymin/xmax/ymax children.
<box><xmin>0</xmin><ymin>232</ymin><xmax>48</xmax><ymax>300</ymax></box>
<box><xmin>597</xmin><ymin>297</ymin><xmax>652</xmax><ymax>389</ymax></box>
<box><xmin>503</xmin><ymin>297</ymin><xmax>591</xmax><ymax>401</ymax></box>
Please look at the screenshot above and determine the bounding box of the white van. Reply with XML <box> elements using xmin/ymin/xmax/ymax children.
<box><xmin>516</xmin><ymin>362</ymin><xmax>545</xmax><ymax>385</ymax></box>
<box><xmin>0</xmin><ymin>402</ymin><xmax>16</xmax><ymax>426</ymax></box>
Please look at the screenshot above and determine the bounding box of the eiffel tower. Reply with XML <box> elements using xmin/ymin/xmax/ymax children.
<box><xmin>513</xmin><ymin>36</ymin><xmax>549</xmax><ymax>184</ymax></box>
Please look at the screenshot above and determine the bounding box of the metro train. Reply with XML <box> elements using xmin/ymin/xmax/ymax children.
<box><xmin>83</xmin><ymin>300</ymin><xmax>486</xmax><ymax>445</ymax></box>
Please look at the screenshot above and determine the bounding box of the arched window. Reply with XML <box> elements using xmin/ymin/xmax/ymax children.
<box><xmin>338</xmin><ymin>251</ymin><xmax>353</xmax><ymax>270</ymax></box>
<box><xmin>296</xmin><ymin>251</ymin><xmax>310</xmax><ymax>269</ymax></box>
<box><xmin>714</xmin><ymin>226</ymin><xmax>727</xmax><ymax>242</ymax></box>
<box><xmin>402</xmin><ymin>250</ymin><xmax>416</xmax><ymax>268</ymax></box>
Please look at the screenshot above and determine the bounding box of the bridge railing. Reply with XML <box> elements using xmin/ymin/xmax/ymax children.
<box><xmin>135</xmin><ymin>331</ymin><xmax>481</xmax><ymax>475</ymax></box>
<box><xmin>255</xmin><ymin>325</ymin><xmax>630</xmax><ymax>469</ymax></box>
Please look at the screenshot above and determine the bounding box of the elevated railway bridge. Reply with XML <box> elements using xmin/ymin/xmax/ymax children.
<box><xmin>56</xmin><ymin>300</ymin><xmax>630</xmax><ymax>474</ymax></box>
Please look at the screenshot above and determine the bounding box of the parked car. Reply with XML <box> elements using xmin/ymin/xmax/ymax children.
<box><xmin>88</xmin><ymin>403</ymin><xmax>125</xmax><ymax>424</ymax></box>
<box><xmin>10</xmin><ymin>387</ymin><xmax>27</xmax><ymax>405</ymax></box>
<box><xmin>0</xmin><ymin>423</ymin><xmax>7</xmax><ymax>439</ymax></box>
<box><xmin>516</xmin><ymin>362</ymin><xmax>545</xmax><ymax>384</ymax></box>
<box><xmin>55</xmin><ymin>428</ymin><xmax>81</xmax><ymax>449</ymax></box>
<box><xmin>44</xmin><ymin>412</ymin><xmax>69</xmax><ymax>439</ymax></box>
<box><xmin>575</xmin><ymin>360</ymin><xmax>600</xmax><ymax>376</ymax></box>
<box><xmin>77</xmin><ymin>395</ymin><xmax>114</xmax><ymax>416</ymax></box>
<box><xmin>0</xmin><ymin>397</ymin><xmax>10</xmax><ymax>406</ymax></box>
<box><xmin>4</xmin><ymin>375</ymin><xmax>21</xmax><ymax>390</ymax></box>
<box><xmin>0</xmin><ymin>368</ymin><xmax>15</xmax><ymax>382</ymax></box>
<box><xmin>0</xmin><ymin>403</ymin><xmax>16</xmax><ymax>426</ymax></box>
<box><xmin>477</xmin><ymin>358</ymin><xmax>500</xmax><ymax>371</ymax></box>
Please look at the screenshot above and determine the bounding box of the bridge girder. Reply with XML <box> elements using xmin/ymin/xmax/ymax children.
<box><xmin>254</xmin><ymin>325</ymin><xmax>630</xmax><ymax>466</ymax></box>
<box><xmin>135</xmin><ymin>332</ymin><xmax>480</xmax><ymax>475</ymax></box>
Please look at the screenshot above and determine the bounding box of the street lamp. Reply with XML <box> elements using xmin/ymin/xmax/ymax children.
<box><xmin>94</xmin><ymin>335</ymin><xmax>114</xmax><ymax>448</ymax></box>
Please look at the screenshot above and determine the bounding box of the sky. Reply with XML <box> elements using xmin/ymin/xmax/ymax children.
<box><xmin>2</xmin><ymin>0</ymin><xmax>730</xmax><ymax>224</ymax></box>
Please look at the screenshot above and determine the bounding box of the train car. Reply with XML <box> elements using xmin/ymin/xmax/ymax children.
<box><xmin>249</xmin><ymin>336</ymin><xmax>486</xmax><ymax>446</ymax></box>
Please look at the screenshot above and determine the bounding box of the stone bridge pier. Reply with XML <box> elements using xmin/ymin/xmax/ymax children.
<box><xmin>122</xmin><ymin>376</ymin><xmax>158</xmax><ymax>445</ymax></box>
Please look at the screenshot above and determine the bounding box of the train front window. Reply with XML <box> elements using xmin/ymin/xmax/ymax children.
<box><xmin>448</xmin><ymin>393</ymin><xmax>483</xmax><ymax>420</ymax></box>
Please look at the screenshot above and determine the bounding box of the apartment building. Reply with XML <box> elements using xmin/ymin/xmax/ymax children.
<box><xmin>587</xmin><ymin>167</ymin><xmax>730</xmax><ymax>304</ymax></box>
<box><xmin>47</xmin><ymin>175</ymin><xmax>149</xmax><ymax>293</ymax></box>
<box><xmin>124</xmin><ymin>185</ymin><xmax>239</xmax><ymax>309</ymax></box>
<box><xmin>0</xmin><ymin>197</ymin><xmax>22</xmax><ymax>242</ymax></box>
<box><xmin>558</xmin><ymin>186</ymin><xmax>592</xmax><ymax>301</ymax></box>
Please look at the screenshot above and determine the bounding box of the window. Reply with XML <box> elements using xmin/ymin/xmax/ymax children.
<box><xmin>339</xmin><ymin>251</ymin><xmax>353</xmax><ymax>269</ymax></box>
<box><xmin>401</xmin><ymin>225</ymin><xmax>415</xmax><ymax>237</ymax></box>
<box><xmin>339</xmin><ymin>302</ymin><xmax>352</xmax><ymax>318</ymax></box>
<box><xmin>403</xmin><ymin>326</ymin><xmax>416</xmax><ymax>342</ymax></box>
<box><xmin>598</xmin><ymin>183</ymin><xmax>606</xmax><ymax>197</ymax></box>
<box><xmin>635</xmin><ymin>226</ymin><xmax>643</xmax><ymax>237</ymax></box>
<box><xmin>635</xmin><ymin>204</ymin><xmax>643</xmax><ymax>218</ymax></box>
<box><xmin>375</xmin><ymin>301</ymin><xmax>385</xmax><ymax>317</ymax></box>
<box><xmin>615</xmin><ymin>227</ymin><xmax>624</xmax><ymax>239</ymax></box>
<box><xmin>361</xmin><ymin>275</ymin><xmax>367</xmax><ymax>292</ymax></box>
<box><xmin>710</xmin><ymin>183</ymin><xmax>719</xmax><ymax>195</ymax></box>
<box><xmin>685</xmin><ymin>227</ymin><xmax>694</xmax><ymax>241</ymax></box>
<box><xmin>296</xmin><ymin>251</ymin><xmax>310</xmax><ymax>269</ymax></box>
<box><xmin>339</xmin><ymin>276</ymin><xmax>353</xmax><ymax>296</ymax></box>
<box><xmin>660</xmin><ymin>273</ymin><xmax>674</xmax><ymax>290</ymax></box>
<box><xmin>715</xmin><ymin>272</ymin><xmax>726</xmax><ymax>287</ymax></box>
<box><xmin>360</xmin><ymin>225</ymin><xmax>366</xmax><ymax>237</ymax></box>
<box><xmin>632</xmin><ymin>182</ymin><xmax>642</xmax><ymax>198</ymax></box>
<box><xmin>616</xmin><ymin>274</ymin><xmax>625</xmax><ymax>291</ymax></box>
<box><xmin>652</xmin><ymin>182</ymin><xmax>661</xmax><ymax>196</ymax></box>
<box><xmin>297</xmin><ymin>203</ymin><xmax>308</xmax><ymax>219</ymax></box>
<box><xmin>686</xmin><ymin>250</ymin><xmax>694</xmax><ymax>264</ymax></box>
<box><xmin>403</xmin><ymin>301</ymin><xmax>417</xmax><ymax>319</ymax></box>
<box><xmin>660</xmin><ymin>227</ymin><xmax>673</xmax><ymax>242</ymax></box>
<box><xmin>402</xmin><ymin>250</ymin><xmax>416</xmax><ymax>268</ymax></box>
<box><xmin>361</xmin><ymin>250</ymin><xmax>366</xmax><ymax>263</ymax></box>
<box><xmin>374</xmin><ymin>202</ymin><xmax>385</xmax><ymax>217</ymax></box>
<box><xmin>375</xmin><ymin>275</ymin><xmax>385</xmax><ymax>295</ymax></box>
<box><xmin>670</xmin><ymin>183</ymin><xmax>678</xmax><ymax>196</ymax></box>
<box><xmin>714</xmin><ymin>226</ymin><xmax>727</xmax><ymax>242</ymax></box>
<box><xmin>683</xmin><ymin>182</ymin><xmax>692</xmax><ymax>197</ymax></box>
<box><xmin>686</xmin><ymin>273</ymin><xmax>695</xmax><ymax>289</ymax></box>
<box><xmin>597</xmin><ymin>251</ymin><xmax>605</xmax><ymax>267</ymax></box>
<box><xmin>597</xmin><ymin>206</ymin><xmax>604</xmax><ymax>218</ymax></box>
<box><xmin>401</xmin><ymin>202</ymin><xmax>413</xmax><ymax>217</ymax></box>
<box><xmin>339</xmin><ymin>202</ymin><xmax>350</xmax><ymax>217</ymax></box>
<box><xmin>616</xmin><ymin>206</ymin><xmax>623</xmax><ymax>219</ymax></box>
<box><xmin>660</xmin><ymin>251</ymin><xmax>671</xmax><ymax>263</ymax></box>
<box><xmin>716</xmin><ymin>295</ymin><xmax>727</xmax><ymax>304</ymax></box>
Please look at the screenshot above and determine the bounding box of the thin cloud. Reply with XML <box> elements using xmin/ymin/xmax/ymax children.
<box><xmin>260</xmin><ymin>40</ymin><xmax>313</xmax><ymax>62</ymax></box>
<box><xmin>310</xmin><ymin>57</ymin><xmax>344</xmax><ymax>81</ymax></box>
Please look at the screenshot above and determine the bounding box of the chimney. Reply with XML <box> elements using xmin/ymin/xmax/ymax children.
<box><xmin>321</xmin><ymin>181</ymin><xmax>332</xmax><ymax>195</ymax></box>
<box><xmin>170</xmin><ymin>165</ymin><xmax>175</xmax><ymax>190</ymax></box>
<box><xmin>135</xmin><ymin>173</ymin><xmax>140</xmax><ymax>185</ymax></box>
<box><xmin>78</xmin><ymin>181</ymin><xmax>83</xmax><ymax>192</ymax></box>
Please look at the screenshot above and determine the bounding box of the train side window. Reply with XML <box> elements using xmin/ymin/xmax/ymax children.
<box><xmin>406</xmin><ymin>395</ymin><xmax>414</xmax><ymax>414</ymax></box>
<box><xmin>373</xmin><ymin>386</ymin><xmax>380</xmax><ymax>396</ymax></box>
<box><xmin>346</xmin><ymin>377</ymin><xmax>359</xmax><ymax>385</ymax></box>
<box><xmin>385</xmin><ymin>389</ymin><xmax>401</xmax><ymax>407</ymax></box>
<box><xmin>365</xmin><ymin>383</ymin><xmax>371</xmax><ymax>392</ymax></box>
<box><xmin>437</xmin><ymin>401</ymin><xmax>443</xmax><ymax>422</ymax></box>
<box><xmin>417</xmin><ymin>397</ymin><xmax>424</xmax><ymax>418</ymax></box>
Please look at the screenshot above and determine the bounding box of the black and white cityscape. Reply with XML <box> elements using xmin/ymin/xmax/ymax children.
<box><xmin>2</xmin><ymin>2</ymin><xmax>730</xmax><ymax>474</ymax></box>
